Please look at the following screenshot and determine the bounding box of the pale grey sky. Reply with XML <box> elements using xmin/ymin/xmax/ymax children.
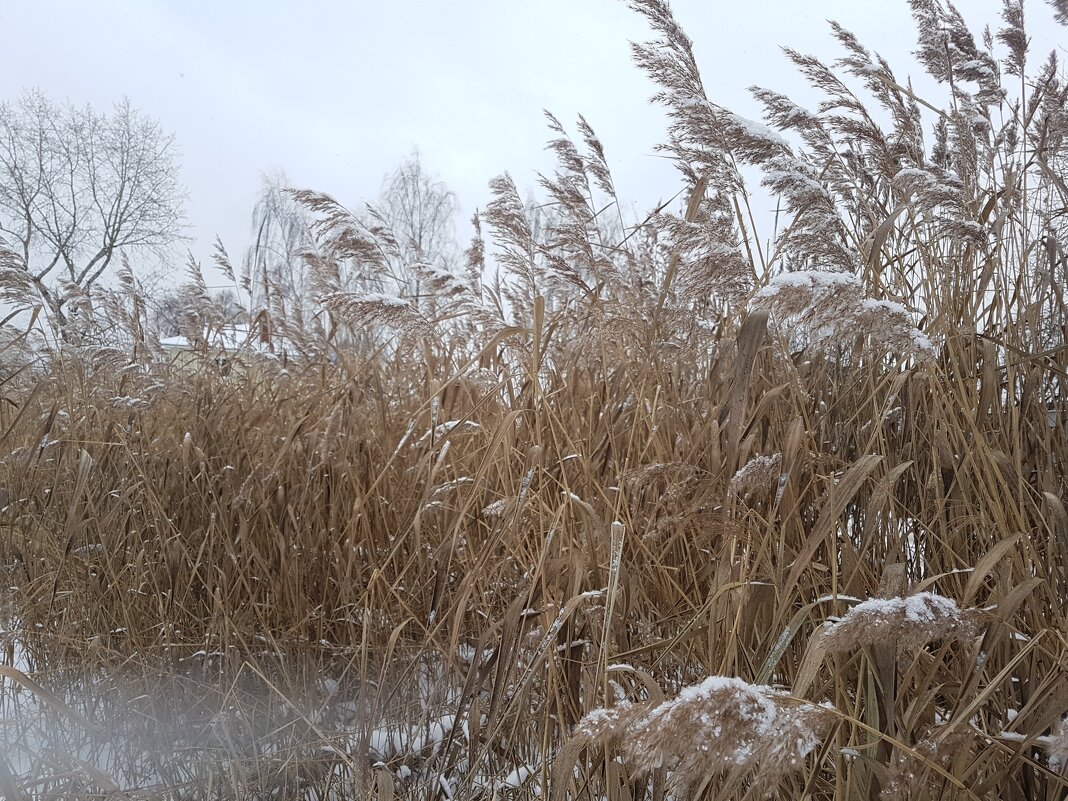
<box><xmin>0</xmin><ymin>1</ymin><xmax>1059</xmax><ymax>283</ymax></box>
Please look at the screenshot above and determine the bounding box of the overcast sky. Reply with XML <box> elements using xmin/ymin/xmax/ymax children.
<box><xmin>0</xmin><ymin>1</ymin><xmax>1060</xmax><ymax>288</ymax></box>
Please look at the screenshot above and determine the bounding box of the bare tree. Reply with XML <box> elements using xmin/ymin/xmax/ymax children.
<box><xmin>377</xmin><ymin>150</ymin><xmax>459</xmax><ymax>298</ymax></box>
<box><xmin>244</xmin><ymin>169</ymin><xmax>315</xmax><ymax>314</ymax></box>
<box><xmin>148</xmin><ymin>286</ymin><xmax>188</xmax><ymax>339</ymax></box>
<box><xmin>149</xmin><ymin>286</ymin><xmax>245</xmax><ymax>340</ymax></box>
<box><xmin>0</xmin><ymin>90</ymin><xmax>185</xmax><ymax>336</ymax></box>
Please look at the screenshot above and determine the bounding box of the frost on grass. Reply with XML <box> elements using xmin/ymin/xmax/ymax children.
<box><xmin>821</xmin><ymin>592</ymin><xmax>979</xmax><ymax>652</ymax></box>
<box><xmin>575</xmin><ymin>676</ymin><xmax>834</xmax><ymax>789</ymax></box>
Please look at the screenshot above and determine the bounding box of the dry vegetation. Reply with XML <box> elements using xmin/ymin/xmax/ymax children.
<box><xmin>1</xmin><ymin>0</ymin><xmax>1067</xmax><ymax>799</ymax></box>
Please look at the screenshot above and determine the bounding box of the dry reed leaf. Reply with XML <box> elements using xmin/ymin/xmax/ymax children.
<box><xmin>1042</xmin><ymin>492</ymin><xmax>1068</xmax><ymax>554</ymax></box>
<box><xmin>963</xmin><ymin>531</ymin><xmax>1026</xmax><ymax>604</ymax></box>
<box><xmin>780</xmin><ymin>453</ymin><xmax>883</xmax><ymax>606</ymax></box>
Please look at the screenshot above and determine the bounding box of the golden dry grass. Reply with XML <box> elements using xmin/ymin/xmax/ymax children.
<box><xmin>1</xmin><ymin>0</ymin><xmax>1067</xmax><ymax>798</ymax></box>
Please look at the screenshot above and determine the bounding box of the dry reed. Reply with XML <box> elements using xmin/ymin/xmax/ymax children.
<box><xmin>0</xmin><ymin>0</ymin><xmax>1066</xmax><ymax>798</ymax></box>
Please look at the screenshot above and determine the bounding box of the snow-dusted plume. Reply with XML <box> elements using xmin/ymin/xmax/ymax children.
<box><xmin>0</xmin><ymin>244</ymin><xmax>38</xmax><ymax>309</ymax></box>
<box><xmin>751</xmin><ymin>270</ymin><xmax>934</xmax><ymax>358</ymax></box>
<box><xmin>821</xmin><ymin>592</ymin><xmax>979</xmax><ymax>651</ymax></box>
<box><xmin>318</xmin><ymin>291</ymin><xmax>431</xmax><ymax>338</ymax></box>
<box><xmin>651</xmin><ymin>193</ymin><xmax>753</xmax><ymax>306</ymax></box>
<box><xmin>729</xmin><ymin>453</ymin><xmax>784</xmax><ymax>500</ymax></box>
<box><xmin>573</xmin><ymin>676</ymin><xmax>835</xmax><ymax>789</ymax></box>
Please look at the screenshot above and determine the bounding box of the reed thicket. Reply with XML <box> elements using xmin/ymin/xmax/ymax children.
<box><xmin>0</xmin><ymin>1</ymin><xmax>1066</xmax><ymax>798</ymax></box>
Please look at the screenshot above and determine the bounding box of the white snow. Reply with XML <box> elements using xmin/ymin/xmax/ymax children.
<box><xmin>825</xmin><ymin>591</ymin><xmax>962</xmax><ymax>632</ymax></box>
<box><xmin>726</xmin><ymin>111</ymin><xmax>789</xmax><ymax>148</ymax></box>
